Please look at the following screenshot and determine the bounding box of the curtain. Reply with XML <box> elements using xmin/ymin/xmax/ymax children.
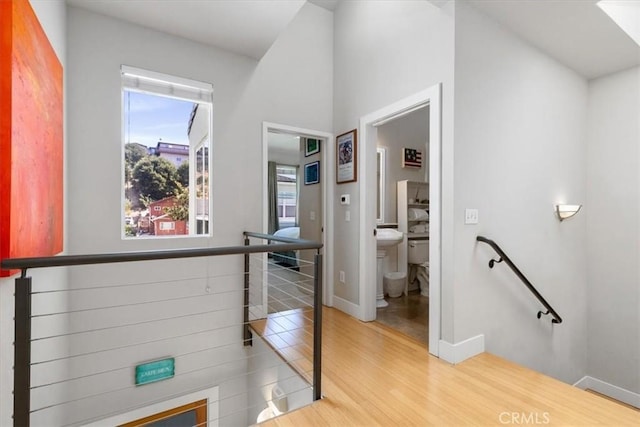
<box><xmin>268</xmin><ymin>161</ymin><xmax>279</xmax><ymax>234</ymax></box>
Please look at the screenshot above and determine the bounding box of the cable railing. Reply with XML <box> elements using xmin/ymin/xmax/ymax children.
<box><xmin>476</xmin><ymin>235</ymin><xmax>562</xmax><ymax>324</ymax></box>
<box><xmin>1</xmin><ymin>231</ymin><xmax>322</xmax><ymax>427</ymax></box>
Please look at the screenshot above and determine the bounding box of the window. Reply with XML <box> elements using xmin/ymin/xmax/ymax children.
<box><xmin>122</xmin><ymin>65</ymin><xmax>212</xmax><ymax>238</ymax></box>
<box><xmin>276</xmin><ymin>165</ymin><xmax>298</xmax><ymax>228</ymax></box>
<box><xmin>159</xmin><ymin>222</ymin><xmax>175</xmax><ymax>231</ymax></box>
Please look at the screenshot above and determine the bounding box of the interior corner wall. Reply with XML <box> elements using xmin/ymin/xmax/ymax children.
<box><xmin>586</xmin><ymin>66</ymin><xmax>640</xmax><ymax>395</ymax></box>
<box><xmin>377</xmin><ymin>110</ymin><xmax>430</xmax><ymax>225</ymax></box>
<box><xmin>332</xmin><ymin>0</ymin><xmax>455</xmax><ymax>309</ymax></box>
<box><xmin>0</xmin><ymin>2</ymin><xmax>68</xmax><ymax>426</ymax></box>
<box><xmin>452</xmin><ymin>2</ymin><xmax>588</xmax><ymax>384</ymax></box>
<box><xmin>63</xmin><ymin>3</ymin><xmax>332</xmax><ymax>423</ymax></box>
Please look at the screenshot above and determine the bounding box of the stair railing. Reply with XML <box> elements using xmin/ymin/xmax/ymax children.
<box><xmin>476</xmin><ymin>235</ymin><xmax>562</xmax><ymax>324</ymax></box>
<box><xmin>1</xmin><ymin>232</ymin><xmax>323</xmax><ymax>427</ymax></box>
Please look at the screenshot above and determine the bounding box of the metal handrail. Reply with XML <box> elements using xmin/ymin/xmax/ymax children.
<box><xmin>476</xmin><ymin>235</ymin><xmax>562</xmax><ymax>324</ymax></box>
<box><xmin>2</xmin><ymin>231</ymin><xmax>323</xmax><ymax>426</ymax></box>
<box><xmin>1</xmin><ymin>232</ymin><xmax>322</xmax><ymax>273</ymax></box>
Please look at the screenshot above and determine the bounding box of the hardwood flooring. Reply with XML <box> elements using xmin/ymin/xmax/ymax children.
<box><xmin>255</xmin><ymin>307</ymin><xmax>639</xmax><ymax>426</ymax></box>
<box><xmin>586</xmin><ymin>389</ymin><xmax>640</xmax><ymax>412</ymax></box>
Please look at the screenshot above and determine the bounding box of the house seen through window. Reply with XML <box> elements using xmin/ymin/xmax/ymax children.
<box><xmin>122</xmin><ymin>66</ymin><xmax>212</xmax><ymax>238</ymax></box>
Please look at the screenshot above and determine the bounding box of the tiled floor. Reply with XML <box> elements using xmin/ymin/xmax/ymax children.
<box><xmin>375</xmin><ymin>290</ymin><xmax>429</xmax><ymax>345</ymax></box>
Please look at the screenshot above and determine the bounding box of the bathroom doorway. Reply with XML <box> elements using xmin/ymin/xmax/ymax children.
<box><xmin>262</xmin><ymin>122</ymin><xmax>334</xmax><ymax>313</ymax></box>
<box><xmin>374</xmin><ymin>109</ymin><xmax>430</xmax><ymax>344</ymax></box>
<box><xmin>358</xmin><ymin>85</ymin><xmax>442</xmax><ymax>356</ymax></box>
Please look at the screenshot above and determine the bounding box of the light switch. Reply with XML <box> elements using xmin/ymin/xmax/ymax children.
<box><xmin>345</xmin><ymin>210</ymin><xmax>351</xmax><ymax>221</ymax></box>
<box><xmin>465</xmin><ymin>209</ymin><xmax>479</xmax><ymax>224</ymax></box>
<box><xmin>310</xmin><ymin>211</ymin><xmax>316</xmax><ymax>221</ymax></box>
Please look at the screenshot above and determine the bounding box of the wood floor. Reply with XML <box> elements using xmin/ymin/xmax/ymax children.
<box><xmin>255</xmin><ymin>307</ymin><xmax>639</xmax><ymax>426</ymax></box>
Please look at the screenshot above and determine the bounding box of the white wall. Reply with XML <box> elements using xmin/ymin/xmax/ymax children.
<box><xmin>0</xmin><ymin>1</ymin><xmax>68</xmax><ymax>426</ymax></box>
<box><xmin>377</xmin><ymin>109</ymin><xmax>429</xmax><ymax>224</ymax></box>
<box><xmin>452</xmin><ymin>2</ymin><xmax>588</xmax><ymax>384</ymax></box>
<box><xmin>67</xmin><ymin>3</ymin><xmax>332</xmax><ymax>254</ymax></box>
<box><xmin>298</xmin><ymin>138</ymin><xmax>323</xmax><ymax>269</ymax></box>
<box><xmin>332</xmin><ymin>0</ymin><xmax>455</xmax><ymax>307</ymax></box>
<box><xmin>63</xmin><ymin>3</ymin><xmax>332</xmax><ymax>424</ymax></box>
<box><xmin>586</xmin><ymin>66</ymin><xmax>640</xmax><ymax>395</ymax></box>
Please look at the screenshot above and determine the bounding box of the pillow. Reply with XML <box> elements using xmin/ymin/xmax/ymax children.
<box><xmin>273</xmin><ymin>226</ymin><xmax>300</xmax><ymax>239</ymax></box>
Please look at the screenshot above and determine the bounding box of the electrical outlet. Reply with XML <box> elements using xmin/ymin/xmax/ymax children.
<box><xmin>465</xmin><ymin>208</ymin><xmax>479</xmax><ymax>224</ymax></box>
<box><xmin>339</xmin><ymin>271</ymin><xmax>345</xmax><ymax>283</ymax></box>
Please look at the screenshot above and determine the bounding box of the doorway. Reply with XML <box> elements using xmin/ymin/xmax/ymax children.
<box><xmin>359</xmin><ymin>85</ymin><xmax>442</xmax><ymax>356</ymax></box>
<box><xmin>262</xmin><ymin>122</ymin><xmax>334</xmax><ymax>314</ymax></box>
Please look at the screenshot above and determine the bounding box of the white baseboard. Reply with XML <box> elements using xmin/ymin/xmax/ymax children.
<box><xmin>332</xmin><ymin>296</ymin><xmax>361</xmax><ymax>319</ymax></box>
<box><xmin>438</xmin><ymin>334</ymin><xmax>484</xmax><ymax>364</ymax></box>
<box><xmin>573</xmin><ymin>376</ymin><xmax>640</xmax><ymax>409</ymax></box>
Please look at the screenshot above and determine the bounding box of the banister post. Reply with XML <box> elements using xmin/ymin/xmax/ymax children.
<box><xmin>313</xmin><ymin>252</ymin><xmax>323</xmax><ymax>401</ymax></box>
<box><xmin>243</xmin><ymin>236</ymin><xmax>252</xmax><ymax>346</ymax></box>
<box><xmin>14</xmin><ymin>273</ymin><xmax>31</xmax><ymax>427</ymax></box>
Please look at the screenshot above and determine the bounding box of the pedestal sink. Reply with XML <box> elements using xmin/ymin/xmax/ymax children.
<box><xmin>376</xmin><ymin>228</ymin><xmax>404</xmax><ymax>308</ymax></box>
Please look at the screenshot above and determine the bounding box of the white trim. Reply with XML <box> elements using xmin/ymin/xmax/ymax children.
<box><xmin>332</xmin><ymin>295</ymin><xmax>361</xmax><ymax>319</ymax></box>
<box><xmin>573</xmin><ymin>376</ymin><xmax>640</xmax><ymax>409</ymax></box>
<box><xmin>262</xmin><ymin>122</ymin><xmax>334</xmax><ymax>308</ymax></box>
<box><xmin>121</xmin><ymin>65</ymin><xmax>213</xmax><ymax>103</ymax></box>
<box><xmin>82</xmin><ymin>386</ymin><xmax>219</xmax><ymax>427</ymax></box>
<box><xmin>438</xmin><ymin>335</ymin><xmax>485</xmax><ymax>365</ymax></box>
<box><xmin>358</xmin><ymin>84</ymin><xmax>443</xmax><ymax>356</ymax></box>
<box><xmin>376</xmin><ymin>147</ymin><xmax>386</xmax><ymax>224</ymax></box>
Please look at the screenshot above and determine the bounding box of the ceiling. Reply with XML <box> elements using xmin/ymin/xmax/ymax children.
<box><xmin>468</xmin><ymin>0</ymin><xmax>640</xmax><ymax>79</ymax></box>
<box><xmin>66</xmin><ymin>0</ymin><xmax>639</xmax><ymax>79</ymax></box>
<box><xmin>66</xmin><ymin>0</ymin><xmax>307</xmax><ymax>59</ymax></box>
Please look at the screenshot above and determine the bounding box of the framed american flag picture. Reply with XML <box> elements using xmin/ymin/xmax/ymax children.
<box><xmin>402</xmin><ymin>148</ymin><xmax>422</xmax><ymax>168</ymax></box>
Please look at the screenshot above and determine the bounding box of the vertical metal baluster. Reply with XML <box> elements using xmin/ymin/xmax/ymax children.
<box><xmin>14</xmin><ymin>272</ymin><xmax>31</xmax><ymax>427</ymax></box>
<box><xmin>313</xmin><ymin>252</ymin><xmax>323</xmax><ymax>401</ymax></box>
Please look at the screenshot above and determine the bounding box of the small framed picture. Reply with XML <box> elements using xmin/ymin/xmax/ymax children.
<box><xmin>336</xmin><ymin>129</ymin><xmax>357</xmax><ymax>184</ymax></box>
<box><xmin>304</xmin><ymin>161</ymin><xmax>320</xmax><ymax>185</ymax></box>
<box><xmin>305</xmin><ymin>138</ymin><xmax>321</xmax><ymax>157</ymax></box>
<box><xmin>402</xmin><ymin>148</ymin><xmax>422</xmax><ymax>168</ymax></box>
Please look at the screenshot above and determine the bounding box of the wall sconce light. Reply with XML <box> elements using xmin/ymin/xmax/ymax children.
<box><xmin>555</xmin><ymin>204</ymin><xmax>582</xmax><ymax>222</ymax></box>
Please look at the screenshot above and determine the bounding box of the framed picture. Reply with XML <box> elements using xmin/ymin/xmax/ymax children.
<box><xmin>336</xmin><ymin>129</ymin><xmax>357</xmax><ymax>184</ymax></box>
<box><xmin>402</xmin><ymin>147</ymin><xmax>422</xmax><ymax>168</ymax></box>
<box><xmin>305</xmin><ymin>138</ymin><xmax>321</xmax><ymax>157</ymax></box>
<box><xmin>304</xmin><ymin>161</ymin><xmax>320</xmax><ymax>185</ymax></box>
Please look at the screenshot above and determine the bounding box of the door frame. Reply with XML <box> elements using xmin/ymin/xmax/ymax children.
<box><xmin>262</xmin><ymin>122</ymin><xmax>334</xmax><ymax>311</ymax></box>
<box><xmin>358</xmin><ymin>84</ymin><xmax>442</xmax><ymax>356</ymax></box>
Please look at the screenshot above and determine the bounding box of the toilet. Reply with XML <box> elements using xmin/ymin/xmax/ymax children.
<box><xmin>407</xmin><ymin>239</ymin><xmax>429</xmax><ymax>297</ymax></box>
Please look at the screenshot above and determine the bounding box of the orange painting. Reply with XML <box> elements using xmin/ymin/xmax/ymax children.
<box><xmin>0</xmin><ymin>0</ymin><xmax>63</xmax><ymax>276</ymax></box>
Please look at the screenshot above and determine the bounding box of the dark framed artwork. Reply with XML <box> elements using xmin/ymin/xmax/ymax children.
<box><xmin>305</xmin><ymin>138</ymin><xmax>321</xmax><ymax>157</ymax></box>
<box><xmin>336</xmin><ymin>129</ymin><xmax>357</xmax><ymax>184</ymax></box>
<box><xmin>304</xmin><ymin>161</ymin><xmax>320</xmax><ymax>185</ymax></box>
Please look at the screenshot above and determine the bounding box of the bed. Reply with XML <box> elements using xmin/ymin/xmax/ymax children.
<box><xmin>271</xmin><ymin>227</ymin><xmax>299</xmax><ymax>269</ymax></box>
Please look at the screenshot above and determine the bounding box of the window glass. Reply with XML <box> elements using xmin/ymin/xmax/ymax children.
<box><xmin>122</xmin><ymin>66</ymin><xmax>212</xmax><ymax>238</ymax></box>
<box><xmin>276</xmin><ymin>165</ymin><xmax>297</xmax><ymax>228</ymax></box>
